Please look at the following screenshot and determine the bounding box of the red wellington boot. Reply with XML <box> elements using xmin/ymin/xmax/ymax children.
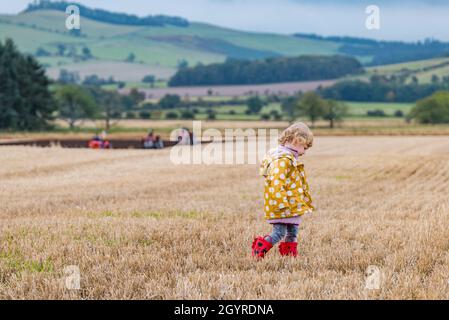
<box><xmin>251</xmin><ymin>236</ymin><xmax>273</xmax><ymax>259</ymax></box>
<box><xmin>279</xmin><ymin>242</ymin><xmax>298</xmax><ymax>257</ymax></box>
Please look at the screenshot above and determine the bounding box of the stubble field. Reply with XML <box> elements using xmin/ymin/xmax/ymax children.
<box><xmin>0</xmin><ymin>136</ymin><xmax>448</xmax><ymax>299</ymax></box>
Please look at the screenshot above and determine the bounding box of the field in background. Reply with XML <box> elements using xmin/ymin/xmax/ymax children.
<box><xmin>145</xmin><ymin>101</ymin><xmax>413</xmax><ymax>121</ymax></box>
<box><xmin>358</xmin><ymin>57</ymin><xmax>449</xmax><ymax>84</ymax></box>
<box><xmin>344</xmin><ymin>102</ymin><xmax>413</xmax><ymax>117</ymax></box>
<box><xmin>0</xmin><ymin>9</ymin><xmax>344</xmax><ymax>82</ymax></box>
<box><xmin>45</xmin><ymin>61</ymin><xmax>176</xmax><ymax>83</ymax></box>
<box><xmin>0</xmin><ymin>136</ymin><xmax>448</xmax><ymax>299</ymax></box>
<box><xmin>122</xmin><ymin>80</ymin><xmax>336</xmax><ymax>99</ymax></box>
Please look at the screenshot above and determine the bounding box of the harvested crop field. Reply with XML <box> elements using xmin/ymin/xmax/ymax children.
<box><xmin>121</xmin><ymin>79</ymin><xmax>336</xmax><ymax>99</ymax></box>
<box><xmin>0</xmin><ymin>136</ymin><xmax>448</xmax><ymax>299</ymax></box>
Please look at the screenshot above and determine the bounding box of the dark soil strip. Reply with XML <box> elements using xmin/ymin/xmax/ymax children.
<box><xmin>0</xmin><ymin>139</ymin><xmax>180</xmax><ymax>149</ymax></box>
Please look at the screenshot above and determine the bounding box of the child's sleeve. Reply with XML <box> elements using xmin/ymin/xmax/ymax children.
<box><xmin>299</xmin><ymin>169</ymin><xmax>315</xmax><ymax>213</ymax></box>
<box><xmin>267</xmin><ymin>158</ymin><xmax>292</xmax><ymax>213</ymax></box>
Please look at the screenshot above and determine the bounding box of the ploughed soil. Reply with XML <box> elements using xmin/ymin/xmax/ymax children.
<box><xmin>0</xmin><ymin>139</ymin><xmax>180</xmax><ymax>149</ymax></box>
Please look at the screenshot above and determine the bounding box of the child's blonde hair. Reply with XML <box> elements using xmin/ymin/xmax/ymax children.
<box><xmin>278</xmin><ymin>122</ymin><xmax>314</xmax><ymax>148</ymax></box>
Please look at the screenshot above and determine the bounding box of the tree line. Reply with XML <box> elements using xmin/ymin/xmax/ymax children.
<box><xmin>168</xmin><ymin>55</ymin><xmax>363</xmax><ymax>86</ymax></box>
<box><xmin>296</xmin><ymin>33</ymin><xmax>449</xmax><ymax>66</ymax></box>
<box><xmin>0</xmin><ymin>39</ymin><xmax>55</xmax><ymax>130</ymax></box>
<box><xmin>26</xmin><ymin>1</ymin><xmax>189</xmax><ymax>27</ymax></box>
<box><xmin>318</xmin><ymin>75</ymin><xmax>449</xmax><ymax>103</ymax></box>
<box><xmin>410</xmin><ymin>91</ymin><xmax>449</xmax><ymax>124</ymax></box>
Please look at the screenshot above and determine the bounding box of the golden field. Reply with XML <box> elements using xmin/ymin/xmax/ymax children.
<box><xmin>0</xmin><ymin>136</ymin><xmax>448</xmax><ymax>299</ymax></box>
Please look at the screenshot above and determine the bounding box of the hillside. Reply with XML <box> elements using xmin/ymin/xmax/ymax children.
<box><xmin>365</xmin><ymin>56</ymin><xmax>449</xmax><ymax>84</ymax></box>
<box><xmin>0</xmin><ymin>9</ymin><xmax>341</xmax><ymax>82</ymax></box>
<box><xmin>1</xmin><ymin>4</ymin><xmax>449</xmax><ymax>84</ymax></box>
<box><xmin>296</xmin><ymin>33</ymin><xmax>449</xmax><ymax>66</ymax></box>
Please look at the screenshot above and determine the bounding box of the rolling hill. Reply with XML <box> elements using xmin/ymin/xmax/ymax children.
<box><xmin>0</xmin><ymin>7</ymin><xmax>344</xmax><ymax>82</ymax></box>
<box><xmin>1</xmin><ymin>3</ymin><xmax>449</xmax><ymax>84</ymax></box>
<box><xmin>356</xmin><ymin>56</ymin><xmax>449</xmax><ymax>84</ymax></box>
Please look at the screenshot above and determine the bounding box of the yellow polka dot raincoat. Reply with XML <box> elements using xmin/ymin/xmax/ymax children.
<box><xmin>259</xmin><ymin>146</ymin><xmax>314</xmax><ymax>221</ymax></box>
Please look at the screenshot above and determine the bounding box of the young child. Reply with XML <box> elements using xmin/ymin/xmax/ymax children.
<box><xmin>252</xmin><ymin>122</ymin><xmax>315</xmax><ymax>259</ymax></box>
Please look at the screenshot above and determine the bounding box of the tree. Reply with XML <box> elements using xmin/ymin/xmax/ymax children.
<box><xmin>180</xmin><ymin>110</ymin><xmax>195</xmax><ymax>119</ymax></box>
<box><xmin>0</xmin><ymin>38</ymin><xmax>56</xmax><ymax>130</ymax></box>
<box><xmin>55</xmin><ymin>85</ymin><xmax>98</xmax><ymax>129</ymax></box>
<box><xmin>177</xmin><ymin>59</ymin><xmax>189</xmax><ymax>69</ymax></box>
<box><xmin>296</xmin><ymin>92</ymin><xmax>326</xmax><ymax>127</ymax></box>
<box><xmin>126</xmin><ymin>111</ymin><xmax>136</xmax><ymax>119</ymax></box>
<box><xmin>87</xmin><ymin>87</ymin><xmax>122</xmax><ymax>130</ymax></box>
<box><xmin>35</xmin><ymin>47</ymin><xmax>51</xmax><ymax>57</ymax></box>
<box><xmin>57</xmin><ymin>43</ymin><xmax>66</xmax><ymax>56</ymax></box>
<box><xmin>139</xmin><ymin>111</ymin><xmax>151</xmax><ymax>119</ymax></box>
<box><xmin>281</xmin><ymin>95</ymin><xmax>300</xmax><ymax>122</ymax></box>
<box><xmin>320</xmin><ymin>77</ymin><xmax>449</xmax><ymax>103</ymax></box>
<box><xmin>82</xmin><ymin>46</ymin><xmax>92</xmax><ymax>59</ymax></box>
<box><xmin>128</xmin><ymin>88</ymin><xmax>146</xmax><ymax>107</ymax></box>
<box><xmin>82</xmin><ymin>74</ymin><xmax>111</xmax><ymax>86</ymax></box>
<box><xmin>367</xmin><ymin>109</ymin><xmax>387</xmax><ymax>117</ymax></box>
<box><xmin>102</xmin><ymin>91</ymin><xmax>121</xmax><ymax>130</ymax></box>
<box><xmin>58</xmin><ymin>69</ymin><xmax>80</xmax><ymax>84</ymax></box>
<box><xmin>323</xmin><ymin>100</ymin><xmax>348</xmax><ymax>128</ymax></box>
<box><xmin>67</xmin><ymin>46</ymin><xmax>77</xmax><ymax>58</ymax></box>
<box><xmin>431</xmin><ymin>74</ymin><xmax>440</xmax><ymax>84</ymax></box>
<box><xmin>121</xmin><ymin>95</ymin><xmax>135</xmax><ymax>111</ymax></box>
<box><xmin>26</xmin><ymin>1</ymin><xmax>189</xmax><ymax>27</ymax></box>
<box><xmin>246</xmin><ymin>96</ymin><xmax>263</xmax><ymax>114</ymax></box>
<box><xmin>169</xmin><ymin>55</ymin><xmax>363</xmax><ymax>86</ymax></box>
<box><xmin>126</xmin><ymin>52</ymin><xmax>136</xmax><ymax>63</ymax></box>
<box><xmin>270</xmin><ymin>110</ymin><xmax>282</xmax><ymax>121</ymax></box>
<box><xmin>159</xmin><ymin>94</ymin><xmax>181</xmax><ymax>109</ymax></box>
<box><xmin>394</xmin><ymin>110</ymin><xmax>404</xmax><ymax>117</ymax></box>
<box><xmin>142</xmin><ymin>75</ymin><xmax>155</xmax><ymax>84</ymax></box>
<box><xmin>206</xmin><ymin>109</ymin><xmax>216</xmax><ymax>120</ymax></box>
<box><xmin>165</xmin><ymin>111</ymin><xmax>179</xmax><ymax>119</ymax></box>
<box><xmin>409</xmin><ymin>91</ymin><xmax>449</xmax><ymax>124</ymax></box>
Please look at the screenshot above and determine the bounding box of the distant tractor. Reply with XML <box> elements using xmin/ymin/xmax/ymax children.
<box><xmin>88</xmin><ymin>131</ymin><xmax>112</xmax><ymax>149</ymax></box>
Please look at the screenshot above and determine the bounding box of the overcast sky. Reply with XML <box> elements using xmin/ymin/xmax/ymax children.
<box><xmin>1</xmin><ymin>0</ymin><xmax>449</xmax><ymax>41</ymax></box>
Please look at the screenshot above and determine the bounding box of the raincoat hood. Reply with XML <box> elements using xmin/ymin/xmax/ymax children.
<box><xmin>259</xmin><ymin>145</ymin><xmax>300</xmax><ymax>177</ymax></box>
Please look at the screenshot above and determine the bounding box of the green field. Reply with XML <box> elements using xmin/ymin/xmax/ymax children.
<box><xmin>142</xmin><ymin>100</ymin><xmax>414</xmax><ymax>121</ymax></box>
<box><xmin>3</xmin><ymin>8</ymin><xmax>448</xmax><ymax>91</ymax></box>
<box><xmin>343</xmin><ymin>101</ymin><xmax>414</xmax><ymax>117</ymax></box>
<box><xmin>4</xmin><ymin>8</ymin><xmax>448</xmax><ymax>87</ymax></box>
<box><xmin>0</xmin><ymin>9</ymin><xmax>349</xmax><ymax>83</ymax></box>
<box><xmin>364</xmin><ymin>57</ymin><xmax>449</xmax><ymax>84</ymax></box>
